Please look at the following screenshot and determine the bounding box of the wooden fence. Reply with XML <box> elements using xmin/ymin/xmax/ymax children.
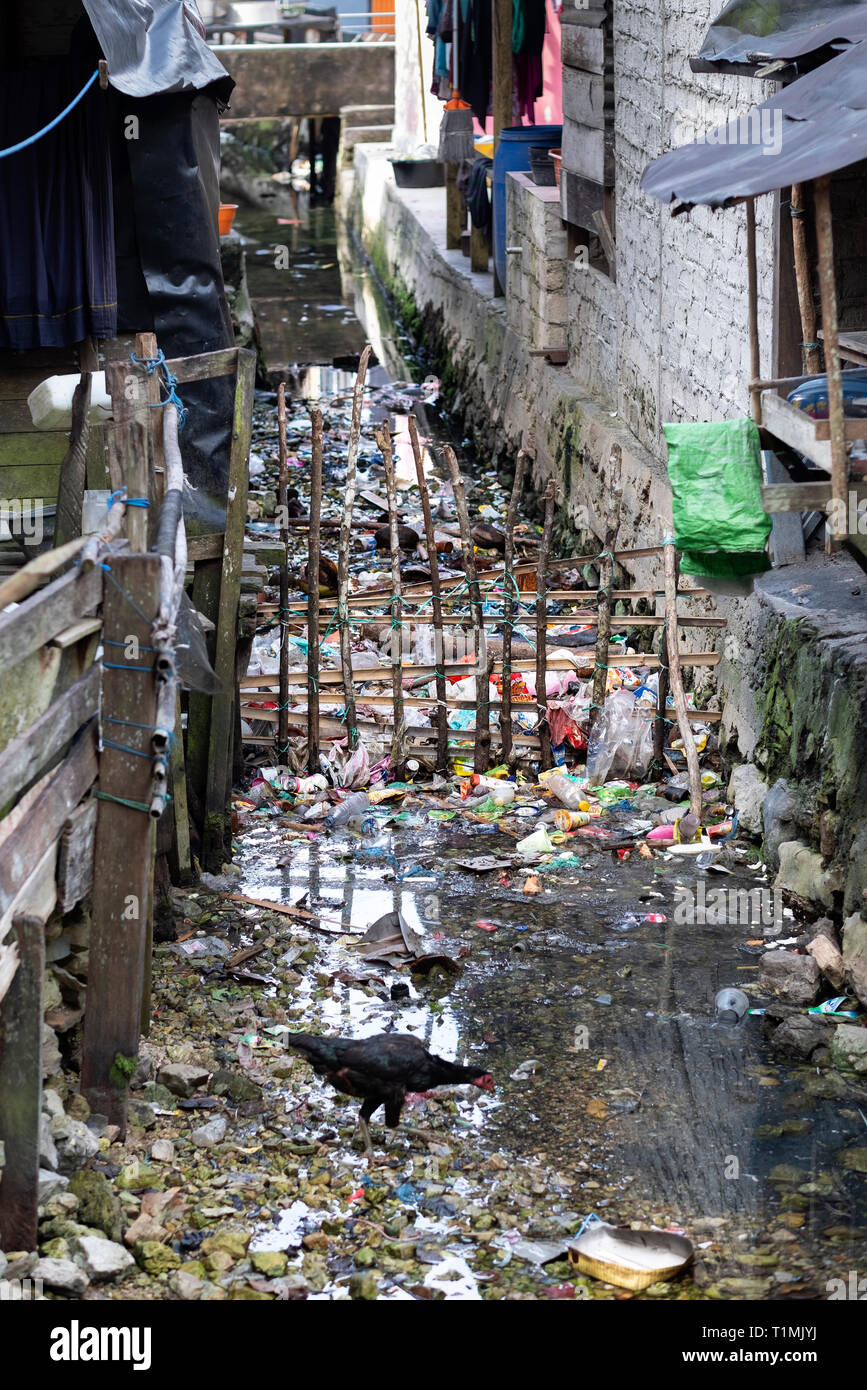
<box><xmin>0</xmin><ymin>334</ymin><xmax>254</xmax><ymax>1251</ymax></box>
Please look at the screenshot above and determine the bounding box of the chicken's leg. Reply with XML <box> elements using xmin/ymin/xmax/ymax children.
<box><xmin>357</xmin><ymin>1113</ymin><xmax>374</xmax><ymax>1158</ymax></box>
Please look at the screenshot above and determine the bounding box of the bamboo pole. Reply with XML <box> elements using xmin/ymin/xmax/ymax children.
<box><xmin>376</xmin><ymin>424</ymin><xmax>406</xmax><ymax>778</ymax></box>
<box><xmin>746</xmin><ymin>197</ymin><xmax>762</xmax><ymax>426</ymax></box>
<box><xmin>443</xmin><ymin>444</ymin><xmax>487</xmax><ymax>771</ymax></box>
<box><xmin>533</xmin><ymin>480</ymin><xmax>556</xmax><ymax>770</ymax></box>
<box><xmin>790</xmin><ymin>184</ymin><xmax>822</xmax><ymax>376</ymax></box>
<box><xmin>502</xmin><ymin>448</ymin><xmax>529</xmax><ymax>769</ymax></box>
<box><xmin>307</xmin><ymin>406</ymin><xmax>323</xmax><ymax>774</ymax></box>
<box><xmin>409</xmin><ymin>414</ymin><xmax>448</xmax><ymax>772</ymax></box>
<box><xmin>653</xmin><ymin>617</ymin><xmax>671</xmax><ymax>765</ymax></box>
<box><xmin>277</xmin><ymin>382</ymin><xmax>290</xmax><ymax>762</ymax></box>
<box><xmin>336</xmin><ymin>346</ymin><xmax>371</xmax><ymax>746</ymax></box>
<box><xmin>663</xmin><ymin>543</ymin><xmax>702</xmax><ymax>820</ymax></box>
<box><xmin>492</xmin><ymin>0</ymin><xmax>513</xmax><ymax>296</ymax></box>
<box><xmin>814</xmin><ymin>175</ymin><xmax>848</xmax><ymax>554</ymax></box>
<box><xmin>590</xmin><ymin>460</ymin><xmax>622</xmax><ymax>736</ymax></box>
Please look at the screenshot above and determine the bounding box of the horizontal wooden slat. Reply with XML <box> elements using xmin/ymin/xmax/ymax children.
<box><xmin>165</xmin><ymin>347</ymin><xmax>239</xmax><ymax>386</ymax></box>
<box><xmin>0</xmin><ymin>564</ymin><xmax>102</xmax><ymax>670</ymax></box>
<box><xmin>0</xmin><ymin>665</ymin><xmax>101</xmax><ymax>810</ymax></box>
<box><xmin>0</xmin><ymin>721</ymin><xmax>98</xmax><ymax>917</ymax></box>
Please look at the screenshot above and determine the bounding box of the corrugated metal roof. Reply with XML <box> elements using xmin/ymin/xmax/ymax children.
<box><xmin>641</xmin><ymin>38</ymin><xmax>867</xmax><ymax>208</ymax></box>
<box><xmin>699</xmin><ymin>0</ymin><xmax>867</xmax><ymax>65</ymax></box>
<box><xmin>83</xmin><ymin>0</ymin><xmax>233</xmax><ymax>99</ymax></box>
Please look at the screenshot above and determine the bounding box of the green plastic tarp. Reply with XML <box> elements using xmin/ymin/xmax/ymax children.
<box><xmin>663</xmin><ymin>418</ymin><xmax>771</xmax><ymax>578</ymax></box>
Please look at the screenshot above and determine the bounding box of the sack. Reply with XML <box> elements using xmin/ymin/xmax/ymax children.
<box><xmin>663</xmin><ymin>418</ymin><xmax>770</xmax><ymax>580</ymax></box>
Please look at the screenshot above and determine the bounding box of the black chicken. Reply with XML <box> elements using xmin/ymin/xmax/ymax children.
<box><xmin>286</xmin><ymin>1032</ymin><xmax>494</xmax><ymax>1154</ymax></box>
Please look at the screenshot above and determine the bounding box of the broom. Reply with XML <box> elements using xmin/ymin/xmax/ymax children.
<box><xmin>438</xmin><ymin>0</ymin><xmax>476</xmax><ymax>163</ymax></box>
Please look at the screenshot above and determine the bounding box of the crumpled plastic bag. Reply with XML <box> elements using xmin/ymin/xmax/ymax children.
<box><xmin>585</xmin><ymin>690</ymin><xmax>654</xmax><ymax>785</ymax></box>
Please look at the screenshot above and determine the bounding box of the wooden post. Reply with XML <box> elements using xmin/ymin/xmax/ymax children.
<box><xmin>377</xmin><ymin>424</ymin><xmax>406</xmax><ymax>778</ymax></box>
<box><xmin>446</xmin><ymin>164</ymin><xmax>464</xmax><ymax>251</ymax></box>
<box><xmin>136</xmin><ymin>331</ymin><xmax>165</xmax><ymax>523</ymax></box>
<box><xmin>589</xmin><ymin>461</ymin><xmax>622</xmax><ymax>735</ymax></box>
<box><xmin>663</xmin><ymin>542</ymin><xmax>702</xmax><ymax>820</ymax></box>
<box><xmin>336</xmin><ymin>347</ymin><xmax>371</xmax><ymax>750</ymax></box>
<box><xmin>654</xmin><ymin>618</ymin><xmax>671</xmax><ymax>765</ymax></box>
<box><xmin>470</xmin><ymin>225</ymin><xmax>489</xmax><ymax>272</ymax></box>
<box><xmin>307</xmin><ymin>407</ymin><xmax>323</xmax><ymax>775</ymax></box>
<box><xmin>0</xmin><ymin>915</ymin><xmax>44</xmax><ymax>1252</ymax></box>
<box><xmin>201</xmin><ymin>351</ymin><xmax>255</xmax><ymax>871</ymax></box>
<box><xmin>168</xmin><ymin>690</ymin><xmax>191</xmax><ymax>881</ymax></box>
<box><xmin>277</xmin><ymin>382</ymin><xmax>290</xmax><ymax>764</ymax></box>
<box><xmin>443</xmin><ymin>445</ymin><xmax>487</xmax><ymax>771</ymax></box>
<box><xmin>502</xmin><ymin>448</ymin><xmax>529</xmax><ymax>769</ymax></box>
<box><xmin>81</xmin><ymin>553</ymin><xmax>161</xmax><ymax>1130</ymax></box>
<box><xmin>814</xmin><ymin>175</ymin><xmax>848</xmax><ymax>554</ymax></box>
<box><xmin>492</xmin><ymin>0</ymin><xmax>513</xmax><ymax>296</ymax></box>
<box><xmin>746</xmin><ymin>197</ymin><xmax>762</xmax><ymax>426</ymax></box>
<box><xmin>535</xmin><ymin>479</ymin><xmax>555</xmax><ymax>771</ymax></box>
<box><xmin>790</xmin><ymin>184</ymin><xmax>822</xmax><ymax>376</ymax></box>
<box><xmin>409</xmin><ymin>415</ymin><xmax>448</xmax><ymax>773</ymax></box>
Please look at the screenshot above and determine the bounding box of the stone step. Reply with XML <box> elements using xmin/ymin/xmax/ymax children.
<box><xmin>342</xmin><ymin>126</ymin><xmax>395</xmax><ymax>145</ymax></box>
<box><xmin>340</xmin><ymin>105</ymin><xmax>395</xmax><ymax>125</ymax></box>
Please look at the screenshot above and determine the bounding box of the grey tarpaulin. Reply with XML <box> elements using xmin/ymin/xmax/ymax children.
<box><xmin>698</xmin><ymin>0</ymin><xmax>867</xmax><ymax>65</ymax></box>
<box><xmin>82</xmin><ymin>0</ymin><xmax>233</xmax><ymax>100</ymax></box>
<box><xmin>71</xmin><ymin>6</ymin><xmax>236</xmax><ymax>519</ymax></box>
<box><xmin>641</xmin><ymin>38</ymin><xmax>867</xmax><ymax>208</ymax></box>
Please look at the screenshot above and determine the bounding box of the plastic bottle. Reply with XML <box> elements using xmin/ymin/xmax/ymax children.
<box><xmin>545</xmin><ymin>774</ymin><xmax>591</xmax><ymax>813</ymax></box>
<box><xmin>554</xmin><ymin>808</ymin><xmax>591</xmax><ymax>831</ymax></box>
<box><xmin>324</xmin><ymin>792</ymin><xmax>371</xmax><ymax>828</ymax></box>
<box><xmin>28</xmin><ymin>372</ymin><xmax>113</xmax><ymax>430</ymax></box>
<box><xmin>715</xmin><ymin>988</ymin><xmax>749</xmax><ymax>1024</ymax></box>
<box><xmin>285</xmin><ymin>773</ymin><xmax>329</xmax><ymax>795</ymax></box>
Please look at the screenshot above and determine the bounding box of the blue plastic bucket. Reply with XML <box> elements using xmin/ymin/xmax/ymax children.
<box><xmin>492</xmin><ymin>124</ymin><xmax>562</xmax><ymax>289</ymax></box>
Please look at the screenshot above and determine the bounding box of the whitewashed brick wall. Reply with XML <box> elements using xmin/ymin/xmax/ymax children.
<box><xmin>566</xmin><ymin>0</ymin><xmax>780</xmax><ymax>457</ymax></box>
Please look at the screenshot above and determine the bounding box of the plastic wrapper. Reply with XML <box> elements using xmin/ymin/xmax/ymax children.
<box><xmin>586</xmin><ymin>691</ymin><xmax>655</xmax><ymax>785</ymax></box>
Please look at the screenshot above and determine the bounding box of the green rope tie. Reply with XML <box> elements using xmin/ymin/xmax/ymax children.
<box><xmin>95</xmin><ymin>790</ymin><xmax>154</xmax><ymax>814</ymax></box>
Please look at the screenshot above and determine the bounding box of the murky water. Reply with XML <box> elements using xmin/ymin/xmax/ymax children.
<box><xmin>233</xmin><ymin>201</ymin><xmax>867</xmax><ymax>1297</ymax></box>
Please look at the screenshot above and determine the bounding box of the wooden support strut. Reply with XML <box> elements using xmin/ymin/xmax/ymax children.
<box><xmin>443</xmin><ymin>444</ymin><xmax>488</xmax><ymax>771</ymax></box>
<box><xmin>535</xmin><ymin>479</ymin><xmax>556</xmax><ymax>771</ymax></box>
<box><xmin>81</xmin><ymin>554</ymin><xmax>162</xmax><ymax>1131</ymax></box>
<box><xmin>746</xmin><ymin>197</ymin><xmax>762</xmax><ymax>426</ymax></box>
<box><xmin>307</xmin><ymin>407</ymin><xmax>324</xmax><ymax>775</ymax></box>
<box><xmin>277</xmin><ymin>382</ymin><xmax>290</xmax><ymax>763</ymax></box>
<box><xmin>789</xmin><ymin>184</ymin><xmax>822</xmax><ymax>376</ymax></box>
<box><xmin>590</xmin><ymin>453</ymin><xmax>622</xmax><ymax>736</ymax></box>
<box><xmin>663</xmin><ymin>542</ymin><xmax>702</xmax><ymax>820</ymax></box>
<box><xmin>813</xmin><ymin>174</ymin><xmax>848</xmax><ymax>553</ymax></box>
<box><xmin>377</xmin><ymin>423</ymin><xmax>406</xmax><ymax>778</ymax></box>
<box><xmin>336</xmin><ymin>347</ymin><xmax>371</xmax><ymax>749</ymax></box>
<box><xmin>0</xmin><ymin>914</ymin><xmax>44</xmax><ymax>1252</ymax></box>
<box><xmin>409</xmin><ymin>414</ymin><xmax>449</xmax><ymax>773</ymax></box>
<box><xmin>502</xmin><ymin>448</ymin><xmax>529</xmax><ymax>769</ymax></box>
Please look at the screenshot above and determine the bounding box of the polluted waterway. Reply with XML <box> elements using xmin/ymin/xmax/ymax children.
<box><xmin>109</xmin><ymin>200</ymin><xmax>867</xmax><ymax>1304</ymax></box>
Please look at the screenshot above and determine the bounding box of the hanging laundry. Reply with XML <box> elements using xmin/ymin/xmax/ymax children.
<box><xmin>0</xmin><ymin>62</ymin><xmax>116</xmax><ymax>349</ymax></box>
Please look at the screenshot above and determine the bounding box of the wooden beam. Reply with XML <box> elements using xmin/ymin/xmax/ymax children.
<box><xmin>814</xmin><ymin>174</ymin><xmax>848</xmax><ymax>552</ymax></box>
<box><xmin>0</xmin><ymin>723</ymin><xmax>97</xmax><ymax>918</ymax></box>
<box><xmin>81</xmin><ymin>554</ymin><xmax>161</xmax><ymax>1131</ymax></box>
<box><xmin>0</xmin><ymin>914</ymin><xmax>44</xmax><ymax>1252</ymax></box>
<box><xmin>201</xmin><ymin>349</ymin><xmax>256</xmax><ymax>872</ymax></box>
<box><xmin>0</xmin><ymin>565</ymin><xmax>102</xmax><ymax>672</ymax></box>
<box><xmin>0</xmin><ymin>665</ymin><xmax>100</xmax><ymax>812</ymax></box>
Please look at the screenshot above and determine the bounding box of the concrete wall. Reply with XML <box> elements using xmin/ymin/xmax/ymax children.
<box><xmin>393</xmin><ymin>0</ymin><xmax>441</xmax><ymax>156</ymax></box>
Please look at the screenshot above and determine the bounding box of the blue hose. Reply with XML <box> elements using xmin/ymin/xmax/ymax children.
<box><xmin>0</xmin><ymin>69</ymin><xmax>100</xmax><ymax>161</ymax></box>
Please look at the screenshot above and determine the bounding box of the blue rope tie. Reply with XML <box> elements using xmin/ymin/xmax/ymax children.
<box><xmin>129</xmin><ymin>348</ymin><xmax>187</xmax><ymax>429</ymax></box>
<box><xmin>0</xmin><ymin>70</ymin><xmax>99</xmax><ymax>160</ymax></box>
